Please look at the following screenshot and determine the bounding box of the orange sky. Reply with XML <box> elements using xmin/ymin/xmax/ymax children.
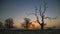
<box><xmin>13</xmin><ymin>21</ymin><xmax>40</xmax><ymax>29</ymax></box>
<box><xmin>13</xmin><ymin>19</ymin><xmax>60</xmax><ymax>29</ymax></box>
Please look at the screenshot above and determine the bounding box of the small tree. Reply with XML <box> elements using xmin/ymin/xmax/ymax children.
<box><xmin>24</xmin><ymin>18</ymin><xmax>31</xmax><ymax>30</ymax></box>
<box><xmin>0</xmin><ymin>21</ymin><xmax>3</xmax><ymax>28</ymax></box>
<box><xmin>5</xmin><ymin>18</ymin><xmax>14</xmax><ymax>29</ymax></box>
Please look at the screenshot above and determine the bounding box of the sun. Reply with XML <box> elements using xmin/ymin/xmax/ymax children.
<box><xmin>13</xmin><ymin>21</ymin><xmax>40</xmax><ymax>29</ymax></box>
<box><xmin>28</xmin><ymin>21</ymin><xmax>40</xmax><ymax>29</ymax></box>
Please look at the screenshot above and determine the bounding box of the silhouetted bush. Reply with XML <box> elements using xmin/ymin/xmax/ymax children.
<box><xmin>5</xmin><ymin>18</ymin><xmax>14</xmax><ymax>29</ymax></box>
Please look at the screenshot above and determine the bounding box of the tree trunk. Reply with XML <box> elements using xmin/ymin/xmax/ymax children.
<box><xmin>41</xmin><ymin>16</ymin><xmax>44</xmax><ymax>30</ymax></box>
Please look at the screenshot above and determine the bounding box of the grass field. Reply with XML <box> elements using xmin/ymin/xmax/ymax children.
<box><xmin>0</xmin><ymin>29</ymin><xmax>60</xmax><ymax>34</ymax></box>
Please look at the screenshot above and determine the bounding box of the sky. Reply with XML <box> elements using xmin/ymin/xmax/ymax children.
<box><xmin>0</xmin><ymin>0</ymin><xmax>60</xmax><ymax>29</ymax></box>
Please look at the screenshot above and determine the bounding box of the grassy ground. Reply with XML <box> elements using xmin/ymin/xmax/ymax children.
<box><xmin>0</xmin><ymin>29</ymin><xmax>60</xmax><ymax>34</ymax></box>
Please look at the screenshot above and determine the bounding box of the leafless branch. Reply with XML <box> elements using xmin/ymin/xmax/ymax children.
<box><xmin>39</xmin><ymin>5</ymin><xmax>42</xmax><ymax>16</ymax></box>
<box><xmin>35</xmin><ymin>6</ymin><xmax>40</xmax><ymax>24</ymax></box>
<box><xmin>42</xmin><ymin>1</ymin><xmax>48</xmax><ymax>15</ymax></box>
<box><xmin>44</xmin><ymin>16</ymin><xmax>57</xmax><ymax>21</ymax></box>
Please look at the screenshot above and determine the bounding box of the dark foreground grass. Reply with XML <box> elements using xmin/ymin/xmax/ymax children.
<box><xmin>0</xmin><ymin>29</ymin><xmax>60</xmax><ymax>34</ymax></box>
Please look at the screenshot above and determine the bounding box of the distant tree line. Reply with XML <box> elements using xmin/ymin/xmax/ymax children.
<box><xmin>0</xmin><ymin>17</ymin><xmax>37</xmax><ymax>30</ymax></box>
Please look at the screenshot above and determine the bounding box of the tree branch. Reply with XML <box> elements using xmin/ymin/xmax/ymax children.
<box><xmin>42</xmin><ymin>1</ymin><xmax>48</xmax><ymax>15</ymax></box>
<box><xmin>39</xmin><ymin>5</ymin><xmax>42</xmax><ymax>17</ymax></box>
<box><xmin>44</xmin><ymin>16</ymin><xmax>57</xmax><ymax>21</ymax></box>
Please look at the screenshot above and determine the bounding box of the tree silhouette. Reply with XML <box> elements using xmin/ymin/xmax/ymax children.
<box><xmin>39</xmin><ymin>1</ymin><xmax>57</xmax><ymax>30</ymax></box>
<box><xmin>0</xmin><ymin>21</ymin><xmax>3</xmax><ymax>28</ymax></box>
<box><xmin>27</xmin><ymin>0</ymin><xmax>57</xmax><ymax>30</ymax></box>
<box><xmin>24</xmin><ymin>18</ymin><xmax>31</xmax><ymax>30</ymax></box>
<box><xmin>5</xmin><ymin>18</ymin><xmax>14</xmax><ymax>29</ymax></box>
<box><xmin>38</xmin><ymin>1</ymin><xmax>47</xmax><ymax>30</ymax></box>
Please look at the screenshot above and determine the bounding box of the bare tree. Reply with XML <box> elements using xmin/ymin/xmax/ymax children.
<box><xmin>26</xmin><ymin>0</ymin><xmax>57</xmax><ymax>30</ymax></box>
<box><xmin>28</xmin><ymin>0</ymin><xmax>57</xmax><ymax>30</ymax></box>
<box><xmin>39</xmin><ymin>0</ymin><xmax>57</xmax><ymax>30</ymax></box>
<box><xmin>39</xmin><ymin>1</ymin><xmax>47</xmax><ymax>30</ymax></box>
